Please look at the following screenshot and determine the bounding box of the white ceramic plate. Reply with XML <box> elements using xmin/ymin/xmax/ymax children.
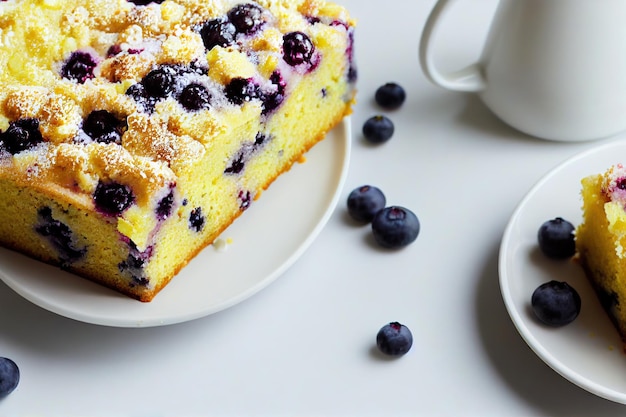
<box><xmin>499</xmin><ymin>140</ymin><xmax>626</xmax><ymax>404</ymax></box>
<box><xmin>0</xmin><ymin>119</ymin><xmax>351</xmax><ymax>328</ymax></box>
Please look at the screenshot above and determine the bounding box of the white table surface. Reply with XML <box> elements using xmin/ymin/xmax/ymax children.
<box><xmin>3</xmin><ymin>0</ymin><xmax>626</xmax><ymax>415</ymax></box>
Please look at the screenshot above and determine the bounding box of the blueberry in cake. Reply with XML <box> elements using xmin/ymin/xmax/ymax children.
<box><xmin>0</xmin><ymin>0</ymin><xmax>356</xmax><ymax>301</ymax></box>
<box><xmin>577</xmin><ymin>164</ymin><xmax>626</xmax><ymax>346</ymax></box>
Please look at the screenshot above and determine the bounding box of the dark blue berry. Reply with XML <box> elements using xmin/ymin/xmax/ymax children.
<box><xmin>125</xmin><ymin>82</ymin><xmax>155</xmax><ymax>112</ymax></box>
<box><xmin>261</xmin><ymin>71</ymin><xmax>286</xmax><ymax>115</ymax></box>
<box><xmin>531</xmin><ymin>281</ymin><xmax>581</xmax><ymax>326</ymax></box>
<box><xmin>227</xmin><ymin>3</ymin><xmax>264</xmax><ymax>35</ymax></box>
<box><xmin>0</xmin><ymin>357</ymin><xmax>19</xmax><ymax>397</ymax></box>
<box><xmin>93</xmin><ymin>181</ymin><xmax>135</xmax><ymax>216</ymax></box>
<box><xmin>82</xmin><ymin>110</ymin><xmax>125</xmax><ymax>144</ymax></box>
<box><xmin>61</xmin><ymin>51</ymin><xmax>98</xmax><ymax>84</ymax></box>
<box><xmin>35</xmin><ymin>207</ymin><xmax>87</xmax><ymax>262</ymax></box>
<box><xmin>371</xmin><ymin>206</ymin><xmax>420</xmax><ymax>249</ymax></box>
<box><xmin>225</xmin><ymin>77</ymin><xmax>259</xmax><ymax>105</ymax></box>
<box><xmin>127</xmin><ymin>65</ymin><xmax>187</xmax><ymax>111</ymax></box>
<box><xmin>347</xmin><ymin>185</ymin><xmax>386</xmax><ymax>223</ymax></box>
<box><xmin>254</xmin><ymin>132</ymin><xmax>268</xmax><ymax>146</ymax></box>
<box><xmin>376</xmin><ymin>322</ymin><xmax>413</xmax><ymax>356</ymax></box>
<box><xmin>142</xmin><ymin>66</ymin><xmax>177</xmax><ymax>98</ymax></box>
<box><xmin>538</xmin><ymin>217</ymin><xmax>576</xmax><ymax>259</ymax></box>
<box><xmin>189</xmin><ymin>207</ymin><xmax>205</xmax><ymax>232</ymax></box>
<box><xmin>362</xmin><ymin>115</ymin><xmax>394</xmax><ymax>144</ymax></box>
<box><xmin>118</xmin><ymin>242</ymin><xmax>152</xmax><ymax>277</ymax></box>
<box><xmin>200</xmin><ymin>18</ymin><xmax>236</xmax><ymax>50</ymax></box>
<box><xmin>126</xmin><ymin>253</ymin><xmax>146</xmax><ymax>269</ymax></box>
<box><xmin>375</xmin><ymin>82</ymin><xmax>406</xmax><ymax>109</ymax></box>
<box><xmin>129</xmin><ymin>0</ymin><xmax>165</xmax><ymax>4</ymax></box>
<box><xmin>283</xmin><ymin>31</ymin><xmax>315</xmax><ymax>66</ymax></box>
<box><xmin>178</xmin><ymin>83</ymin><xmax>211</xmax><ymax>111</ymax></box>
<box><xmin>0</xmin><ymin>118</ymin><xmax>44</xmax><ymax>154</ymax></box>
<box><xmin>238</xmin><ymin>190</ymin><xmax>252</xmax><ymax>210</ymax></box>
<box><xmin>346</xmin><ymin>30</ymin><xmax>357</xmax><ymax>83</ymax></box>
<box><xmin>131</xmin><ymin>275</ymin><xmax>150</xmax><ymax>287</ymax></box>
<box><xmin>156</xmin><ymin>189</ymin><xmax>175</xmax><ymax>220</ymax></box>
<box><xmin>224</xmin><ymin>152</ymin><xmax>245</xmax><ymax>174</ymax></box>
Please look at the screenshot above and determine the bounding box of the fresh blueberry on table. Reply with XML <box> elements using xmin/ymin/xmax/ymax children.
<box><xmin>347</xmin><ymin>185</ymin><xmax>386</xmax><ymax>223</ymax></box>
<box><xmin>376</xmin><ymin>322</ymin><xmax>413</xmax><ymax>356</ymax></box>
<box><xmin>538</xmin><ymin>217</ymin><xmax>576</xmax><ymax>259</ymax></box>
<box><xmin>375</xmin><ymin>82</ymin><xmax>406</xmax><ymax>109</ymax></box>
<box><xmin>362</xmin><ymin>115</ymin><xmax>394</xmax><ymax>144</ymax></box>
<box><xmin>371</xmin><ymin>206</ymin><xmax>420</xmax><ymax>249</ymax></box>
<box><xmin>531</xmin><ymin>280</ymin><xmax>581</xmax><ymax>326</ymax></box>
<box><xmin>0</xmin><ymin>357</ymin><xmax>19</xmax><ymax>397</ymax></box>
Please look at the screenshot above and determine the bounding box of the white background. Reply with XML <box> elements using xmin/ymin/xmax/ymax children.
<box><xmin>3</xmin><ymin>0</ymin><xmax>626</xmax><ymax>415</ymax></box>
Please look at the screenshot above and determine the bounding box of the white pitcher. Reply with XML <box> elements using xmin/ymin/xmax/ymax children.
<box><xmin>419</xmin><ymin>0</ymin><xmax>626</xmax><ymax>142</ymax></box>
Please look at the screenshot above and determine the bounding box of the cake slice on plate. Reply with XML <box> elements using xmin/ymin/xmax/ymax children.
<box><xmin>0</xmin><ymin>0</ymin><xmax>356</xmax><ymax>301</ymax></box>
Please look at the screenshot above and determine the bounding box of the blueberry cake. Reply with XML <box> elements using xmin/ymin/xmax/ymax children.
<box><xmin>577</xmin><ymin>164</ymin><xmax>626</xmax><ymax>346</ymax></box>
<box><xmin>0</xmin><ymin>0</ymin><xmax>356</xmax><ymax>301</ymax></box>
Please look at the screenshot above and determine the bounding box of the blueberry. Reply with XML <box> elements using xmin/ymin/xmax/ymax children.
<box><xmin>129</xmin><ymin>0</ymin><xmax>165</xmax><ymax>4</ymax></box>
<box><xmin>371</xmin><ymin>206</ymin><xmax>420</xmax><ymax>249</ymax></box>
<box><xmin>283</xmin><ymin>31</ymin><xmax>315</xmax><ymax>66</ymax></box>
<box><xmin>189</xmin><ymin>207</ymin><xmax>205</xmax><ymax>232</ymax></box>
<box><xmin>127</xmin><ymin>65</ymin><xmax>183</xmax><ymax>111</ymax></box>
<box><xmin>0</xmin><ymin>357</ymin><xmax>19</xmax><ymax>397</ymax></box>
<box><xmin>347</xmin><ymin>185</ymin><xmax>386</xmax><ymax>223</ymax></box>
<box><xmin>224</xmin><ymin>152</ymin><xmax>245</xmax><ymax>174</ymax></box>
<box><xmin>118</xmin><ymin>242</ymin><xmax>153</xmax><ymax>277</ymax></box>
<box><xmin>375</xmin><ymin>82</ymin><xmax>406</xmax><ymax>109</ymax></box>
<box><xmin>362</xmin><ymin>115</ymin><xmax>394</xmax><ymax>144</ymax></box>
<box><xmin>538</xmin><ymin>217</ymin><xmax>576</xmax><ymax>259</ymax></box>
<box><xmin>142</xmin><ymin>66</ymin><xmax>177</xmax><ymax>98</ymax></box>
<box><xmin>260</xmin><ymin>71</ymin><xmax>286</xmax><ymax>115</ymax></box>
<box><xmin>125</xmin><ymin>82</ymin><xmax>156</xmax><ymax>112</ymax></box>
<box><xmin>156</xmin><ymin>189</ymin><xmax>175</xmax><ymax>220</ymax></box>
<box><xmin>178</xmin><ymin>83</ymin><xmax>211</xmax><ymax>111</ymax></box>
<box><xmin>82</xmin><ymin>110</ymin><xmax>125</xmax><ymax>144</ymax></box>
<box><xmin>254</xmin><ymin>132</ymin><xmax>268</xmax><ymax>147</ymax></box>
<box><xmin>93</xmin><ymin>181</ymin><xmax>135</xmax><ymax>216</ymax></box>
<box><xmin>0</xmin><ymin>118</ymin><xmax>44</xmax><ymax>154</ymax></box>
<box><xmin>227</xmin><ymin>3</ymin><xmax>264</xmax><ymax>35</ymax></box>
<box><xmin>225</xmin><ymin>77</ymin><xmax>259</xmax><ymax>105</ymax></box>
<box><xmin>35</xmin><ymin>207</ymin><xmax>86</xmax><ymax>262</ymax></box>
<box><xmin>200</xmin><ymin>18</ymin><xmax>236</xmax><ymax>50</ymax></box>
<box><xmin>376</xmin><ymin>322</ymin><xmax>413</xmax><ymax>356</ymax></box>
<box><xmin>531</xmin><ymin>281</ymin><xmax>581</xmax><ymax>326</ymax></box>
<box><xmin>238</xmin><ymin>190</ymin><xmax>252</xmax><ymax>210</ymax></box>
<box><xmin>61</xmin><ymin>51</ymin><xmax>98</xmax><ymax>84</ymax></box>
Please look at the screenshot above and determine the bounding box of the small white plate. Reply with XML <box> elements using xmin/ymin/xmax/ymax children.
<box><xmin>0</xmin><ymin>120</ymin><xmax>351</xmax><ymax>328</ymax></box>
<box><xmin>499</xmin><ymin>140</ymin><xmax>626</xmax><ymax>404</ymax></box>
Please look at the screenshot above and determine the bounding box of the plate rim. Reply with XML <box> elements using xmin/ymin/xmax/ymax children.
<box><xmin>498</xmin><ymin>139</ymin><xmax>626</xmax><ymax>404</ymax></box>
<box><xmin>0</xmin><ymin>118</ymin><xmax>352</xmax><ymax>328</ymax></box>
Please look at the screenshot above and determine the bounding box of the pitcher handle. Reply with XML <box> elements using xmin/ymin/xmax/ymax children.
<box><xmin>419</xmin><ymin>0</ymin><xmax>486</xmax><ymax>92</ymax></box>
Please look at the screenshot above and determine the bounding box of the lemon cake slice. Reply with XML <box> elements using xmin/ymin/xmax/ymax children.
<box><xmin>0</xmin><ymin>0</ymin><xmax>356</xmax><ymax>301</ymax></box>
<box><xmin>576</xmin><ymin>164</ymin><xmax>626</xmax><ymax>344</ymax></box>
